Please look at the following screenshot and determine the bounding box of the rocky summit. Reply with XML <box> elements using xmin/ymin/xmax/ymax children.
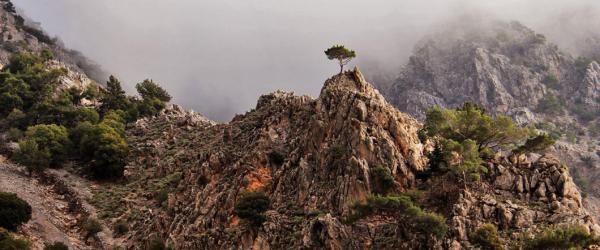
<box><xmin>117</xmin><ymin>69</ymin><xmax>427</xmax><ymax>249</ymax></box>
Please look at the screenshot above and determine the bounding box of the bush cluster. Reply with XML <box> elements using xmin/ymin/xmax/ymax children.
<box><xmin>1</xmin><ymin>51</ymin><xmax>171</xmax><ymax>180</ymax></box>
<box><xmin>523</xmin><ymin>224</ymin><xmax>599</xmax><ymax>250</ymax></box>
<box><xmin>348</xmin><ymin>194</ymin><xmax>447</xmax><ymax>240</ymax></box>
<box><xmin>421</xmin><ymin>103</ymin><xmax>554</xmax><ymax>184</ymax></box>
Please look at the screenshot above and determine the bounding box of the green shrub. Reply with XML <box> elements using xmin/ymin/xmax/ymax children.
<box><xmin>234</xmin><ymin>192</ymin><xmax>271</xmax><ymax>226</ymax></box>
<box><xmin>371</xmin><ymin>166</ymin><xmax>394</xmax><ymax>193</ymax></box>
<box><xmin>43</xmin><ymin>241</ymin><xmax>69</xmax><ymax>250</ymax></box>
<box><xmin>79</xmin><ymin>122</ymin><xmax>128</xmax><ymax>179</ymax></box>
<box><xmin>112</xmin><ymin>221</ymin><xmax>129</xmax><ymax>237</ymax></box>
<box><xmin>572</xmin><ymin>105</ymin><xmax>598</xmax><ymax>123</ymax></box>
<box><xmin>155</xmin><ymin>189</ymin><xmax>169</xmax><ymax>205</ymax></box>
<box><xmin>412</xmin><ymin>211</ymin><xmax>448</xmax><ymax>239</ymax></box>
<box><xmin>536</xmin><ymin>93</ymin><xmax>564</xmax><ymax>115</ymax></box>
<box><xmin>83</xmin><ymin>218</ymin><xmax>103</xmax><ymax>239</ymax></box>
<box><xmin>423</xmin><ymin>103</ymin><xmax>532</xmax><ymax>184</ymax></box>
<box><xmin>3</xmin><ymin>109</ymin><xmax>26</xmax><ymax>129</ymax></box>
<box><xmin>347</xmin><ymin>194</ymin><xmax>447</xmax><ymax>239</ymax></box>
<box><xmin>20</xmin><ymin>124</ymin><xmax>70</xmax><ymax>167</ymax></box>
<box><xmin>541</xmin><ymin>75</ymin><xmax>560</xmax><ymax>90</ymax></box>
<box><xmin>513</xmin><ymin>133</ymin><xmax>555</xmax><ymax>154</ymax></box>
<box><xmin>5</xmin><ymin>128</ymin><xmax>23</xmax><ymax>142</ymax></box>
<box><xmin>196</xmin><ymin>175</ymin><xmax>208</xmax><ymax>187</ymax></box>
<box><xmin>470</xmin><ymin>224</ymin><xmax>503</xmax><ymax>250</ymax></box>
<box><xmin>328</xmin><ymin>144</ymin><xmax>345</xmax><ymax>159</ymax></box>
<box><xmin>0</xmin><ymin>228</ymin><xmax>31</xmax><ymax>250</ymax></box>
<box><xmin>0</xmin><ymin>192</ymin><xmax>32</xmax><ymax>231</ymax></box>
<box><xmin>11</xmin><ymin>139</ymin><xmax>51</xmax><ymax>174</ymax></box>
<box><xmin>147</xmin><ymin>238</ymin><xmax>167</xmax><ymax>250</ymax></box>
<box><xmin>523</xmin><ymin>224</ymin><xmax>598</xmax><ymax>250</ymax></box>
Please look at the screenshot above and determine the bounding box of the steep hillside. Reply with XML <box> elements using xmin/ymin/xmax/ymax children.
<box><xmin>379</xmin><ymin>20</ymin><xmax>600</xmax><ymax>220</ymax></box>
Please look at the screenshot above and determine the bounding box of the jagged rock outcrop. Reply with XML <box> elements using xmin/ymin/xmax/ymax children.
<box><xmin>448</xmin><ymin>154</ymin><xmax>598</xmax><ymax>249</ymax></box>
<box><xmin>377</xmin><ymin>20</ymin><xmax>600</xmax><ymax>221</ymax></box>
<box><xmin>91</xmin><ymin>68</ymin><xmax>596</xmax><ymax>249</ymax></box>
<box><xmin>119</xmin><ymin>69</ymin><xmax>427</xmax><ymax>249</ymax></box>
<box><xmin>384</xmin><ymin>21</ymin><xmax>598</xmax><ymax>120</ymax></box>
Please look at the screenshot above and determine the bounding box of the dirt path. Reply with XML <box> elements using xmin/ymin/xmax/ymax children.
<box><xmin>0</xmin><ymin>156</ymin><xmax>91</xmax><ymax>249</ymax></box>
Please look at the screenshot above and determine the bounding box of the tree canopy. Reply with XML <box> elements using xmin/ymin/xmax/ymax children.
<box><xmin>325</xmin><ymin>45</ymin><xmax>356</xmax><ymax>73</ymax></box>
<box><xmin>421</xmin><ymin>103</ymin><xmax>555</xmax><ymax>184</ymax></box>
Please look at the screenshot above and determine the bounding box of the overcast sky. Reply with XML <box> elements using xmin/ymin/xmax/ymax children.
<box><xmin>11</xmin><ymin>0</ymin><xmax>600</xmax><ymax>121</ymax></box>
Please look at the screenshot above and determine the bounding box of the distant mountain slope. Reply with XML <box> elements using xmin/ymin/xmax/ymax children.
<box><xmin>377</xmin><ymin>20</ymin><xmax>600</xmax><ymax>221</ymax></box>
<box><xmin>0</xmin><ymin>0</ymin><xmax>108</xmax><ymax>84</ymax></box>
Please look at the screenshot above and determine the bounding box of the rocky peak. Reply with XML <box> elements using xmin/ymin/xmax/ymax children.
<box><xmin>109</xmin><ymin>68</ymin><xmax>433</xmax><ymax>249</ymax></box>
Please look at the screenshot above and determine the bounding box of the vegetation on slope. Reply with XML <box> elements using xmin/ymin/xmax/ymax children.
<box><xmin>0</xmin><ymin>51</ymin><xmax>171</xmax><ymax>180</ymax></box>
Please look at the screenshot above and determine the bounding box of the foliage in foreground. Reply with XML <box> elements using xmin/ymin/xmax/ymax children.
<box><xmin>0</xmin><ymin>192</ymin><xmax>32</xmax><ymax>231</ymax></box>
<box><xmin>0</xmin><ymin>228</ymin><xmax>31</xmax><ymax>250</ymax></box>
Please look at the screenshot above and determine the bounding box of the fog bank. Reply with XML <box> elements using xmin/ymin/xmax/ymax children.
<box><xmin>11</xmin><ymin>0</ymin><xmax>600</xmax><ymax>121</ymax></box>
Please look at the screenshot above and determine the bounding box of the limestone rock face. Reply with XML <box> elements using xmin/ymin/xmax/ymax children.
<box><xmin>448</xmin><ymin>154</ymin><xmax>599</xmax><ymax>248</ymax></box>
<box><xmin>378</xmin><ymin>20</ymin><xmax>600</xmax><ymax>221</ymax></box>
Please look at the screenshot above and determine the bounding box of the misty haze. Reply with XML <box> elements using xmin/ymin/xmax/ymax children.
<box><xmin>10</xmin><ymin>0</ymin><xmax>600</xmax><ymax>121</ymax></box>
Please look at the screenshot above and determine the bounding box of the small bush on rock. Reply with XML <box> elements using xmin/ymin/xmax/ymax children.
<box><xmin>470</xmin><ymin>224</ymin><xmax>503</xmax><ymax>250</ymax></box>
<box><xmin>113</xmin><ymin>221</ymin><xmax>129</xmax><ymax>237</ymax></box>
<box><xmin>371</xmin><ymin>166</ymin><xmax>394</xmax><ymax>193</ymax></box>
<box><xmin>83</xmin><ymin>218</ymin><xmax>103</xmax><ymax>239</ymax></box>
<box><xmin>234</xmin><ymin>192</ymin><xmax>271</xmax><ymax>226</ymax></box>
<box><xmin>43</xmin><ymin>241</ymin><xmax>69</xmax><ymax>250</ymax></box>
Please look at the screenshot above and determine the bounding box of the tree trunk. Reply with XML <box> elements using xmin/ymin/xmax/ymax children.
<box><xmin>462</xmin><ymin>171</ymin><xmax>467</xmax><ymax>190</ymax></box>
<box><xmin>339</xmin><ymin>63</ymin><xmax>343</xmax><ymax>74</ymax></box>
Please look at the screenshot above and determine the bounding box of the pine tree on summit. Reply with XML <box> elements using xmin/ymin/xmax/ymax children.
<box><xmin>325</xmin><ymin>45</ymin><xmax>356</xmax><ymax>73</ymax></box>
